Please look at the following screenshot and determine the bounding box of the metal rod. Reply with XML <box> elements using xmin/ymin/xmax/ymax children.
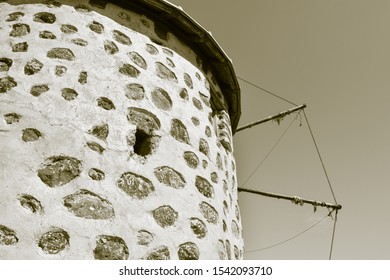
<box><xmin>238</xmin><ymin>187</ymin><xmax>342</xmax><ymax>211</ymax></box>
<box><xmin>236</xmin><ymin>104</ymin><xmax>307</xmax><ymax>132</ymax></box>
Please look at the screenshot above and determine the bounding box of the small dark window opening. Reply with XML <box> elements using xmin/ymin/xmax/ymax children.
<box><xmin>134</xmin><ymin>128</ymin><xmax>153</xmax><ymax>157</ymax></box>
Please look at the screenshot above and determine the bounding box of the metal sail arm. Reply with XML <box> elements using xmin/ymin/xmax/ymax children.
<box><xmin>236</xmin><ymin>104</ymin><xmax>307</xmax><ymax>132</ymax></box>
<box><xmin>238</xmin><ymin>187</ymin><xmax>342</xmax><ymax>211</ymax></box>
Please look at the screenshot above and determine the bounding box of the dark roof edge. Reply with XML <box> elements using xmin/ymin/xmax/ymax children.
<box><xmin>108</xmin><ymin>0</ymin><xmax>241</xmax><ymax>133</ymax></box>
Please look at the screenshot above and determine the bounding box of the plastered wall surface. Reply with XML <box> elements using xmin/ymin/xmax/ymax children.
<box><xmin>0</xmin><ymin>0</ymin><xmax>243</xmax><ymax>259</ymax></box>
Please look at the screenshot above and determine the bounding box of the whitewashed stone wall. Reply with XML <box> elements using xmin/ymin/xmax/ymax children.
<box><xmin>0</xmin><ymin>0</ymin><xmax>243</xmax><ymax>259</ymax></box>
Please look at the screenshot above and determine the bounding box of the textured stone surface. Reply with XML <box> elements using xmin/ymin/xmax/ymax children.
<box><xmin>34</xmin><ymin>12</ymin><xmax>56</xmax><ymax>24</ymax></box>
<box><xmin>199</xmin><ymin>202</ymin><xmax>218</xmax><ymax>224</ymax></box>
<box><xmin>89</xmin><ymin>123</ymin><xmax>109</xmax><ymax>140</ymax></box>
<box><xmin>178</xmin><ymin>242</ymin><xmax>199</xmax><ymax>260</ymax></box>
<box><xmin>125</xmin><ymin>83</ymin><xmax>144</xmax><ymax>100</ymax></box>
<box><xmin>0</xmin><ymin>57</ymin><xmax>13</xmax><ymax>71</ymax></box>
<box><xmin>63</xmin><ymin>189</ymin><xmax>115</xmax><ymax>220</ymax></box>
<box><xmin>117</xmin><ymin>172</ymin><xmax>154</xmax><ymax>199</ymax></box>
<box><xmin>6</xmin><ymin>11</ymin><xmax>24</xmax><ymax>22</ymax></box>
<box><xmin>127</xmin><ymin>107</ymin><xmax>160</xmax><ymax>134</ymax></box>
<box><xmin>190</xmin><ymin>218</ymin><xmax>207</xmax><ymax>238</ymax></box>
<box><xmin>146</xmin><ymin>246</ymin><xmax>170</xmax><ymax>260</ymax></box>
<box><xmin>38</xmin><ymin>228</ymin><xmax>69</xmax><ymax>254</ymax></box>
<box><xmin>30</xmin><ymin>84</ymin><xmax>49</xmax><ymax>97</ymax></box>
<box><xmin>39</xmin><ymin>30</ymin><xmax>56</xmax><ymax>39</ymax></box>
<box><xmin>94</xmin><ymin>235</ymin><xmax>129</xmax><ymax>260</ymax></box>
<box><xmin>10</xmin><ymin>23</ymin><xmax>30</xmax><ymax>37</ymax></box>
<box><xmin>129</xmin><ymin>51</ymin><xmax>147</xmax><ymax>69</ymax></box>
<box><xmin>60</xmin><ymin>24</ymin><xmax>77</xmax><ymax>34</ymax></box>
<box><xmin>4</xmin><ymin>113</ymin><xmax>21</xmax><ymax>124</ymax></box>
<box><xmin>183</xmin><ymin>73</ymin><xmax>193</xmax><ymax>89</ymax></box>
<box><xmin>154</xmin><ymin>166</ymin><xmax>186</xmax><ymax>189</ymax></box>
<box><xmin>113</xmin><ymin>29</ymin><xmax>131</xmax><ymax>45</ymax></box>
<box><xmin>47</xmin><ymin>48</ymin><xmax>75</xmax><ymax>60</ymax></box>
<box><xmin>37</xmin><ymin>156</ymin><xmax>82</xmax><ymax>187</ymax></box>
<box><xmin>119</xmin><ymin>63</ymin><xmax>140</xmax><ymax>78</ymax></box>
<box><xmin>151</xmin><ymin>87</ymin><xmax>172</xmax><ymax>111</ymax></box>
<box><xmin>97</xmin><ymin>97</ymin><xmax>115</xmax><ymax>110</ymax></box>
<box><xmin>88</xmin><ymin>168</ymin><xmax>105</xmax><ymax>181</ymax></box>
<box><xmin>137</xmin><ymin>230</ymin><xmax>153</xmax><ymax>246</ymax></box>
<box><xmin>0</xmin><ymin>225</ymin><xmax>18</xmax><ymax>245</ymax></box>
<box><xmin>24</xmin><ymin>59</ymin><xmax>43</xmax><ymax>75</ymax></box>
<box><xmin>12</xmin><ymin>42</ymin><xmax>28</xmax><ymax>52</ymax></box>
<box><xmin>153</xmin><ymin>205</ymin><xmax>178</xmax><ymax>227</ymax></box>
<box><xmin>0</xmin><ymin>76</ymin><xmax>17</xmax><ymax>93</ymax></box>
<box><xmin>199</xmin><ymin>138</ymin><xmax>209</xmax><ymax>157</ymax></box>
<box><xmin>104</xmin><ymin>40</ymin><xmax>118</xmax><ymax>54</ymax></box>
<box><xmin>195</xmin><ymin>176</ymin><xmax>214</xmax><ymax>198</ymax></box>
<box><xmin>18</xmin><ymin>194</ymin><xmax>43</xmax><ymax>214</ymax></box>
<box><xmin>61</xmin><ymin>88</ymin><xmax>78</xmax><ymax>100</ymax></box>
<box><xmin>86</xmin><ymin>141</ymin><xmax>105</xmax><ymax>154</ymax></box>
<box><xmin>89</xmin><ymin>21</ymin><xmax>104</xmax><ymax>33</ymax></box>
<box><xmin>170</xmin><ymin>119</ymin><xmax>189</xmax><ymax>144</ymax></box>
<box><xmin>156</xmin><ymin>62</ymin><xmax>177</xmax><ymax>82</ymax></box>
<box><xmin>183</xmin><ymin>151</ymin><xmax>199</xmax><ymax>169</ymax></box>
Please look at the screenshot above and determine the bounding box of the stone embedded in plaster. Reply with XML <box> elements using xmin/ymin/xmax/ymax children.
<box><xmin>146</xmin><ymin>246</ymin><xmax>170</xmax><ymax>260</ymax></box>
<box><xmin>128</xmin><ymin>51</ymin><xmax>147</xmax><ymax>69</ymax></box>
<box><xmin>125</xmin><ymin>83</ymin><xmax>144</xmax><ymax>100</ymax></box>
<box><xmin>61</xmin><ymin>88</ymin><xmax>78</xmax><ymax>101</ymax></box>
<box><xmin>170</xmin><ymin>119</ymin><xmax>190</xmax><ymax>144</ymax></box>
<box><xmin>183</xmin><ymin>73</ymin><xmax>193</xmax><ymax>89</ymax></box>
<box><xmin>0</xmin><ymin>76</ymin><xmax>17</xmax><ymax>93</ymax></box>
<box><xmin>162</xmin><ymin>48</ymin><xmax>173</xmax><ymax>57</ymax></box>
<box><xmin>152</xmin><ymin>205</ymin><xmax>178</xmax><ymax>228</ymax></box>
<box><xmin>190</xmin><ymin>218</ymin><xmax>207</xmax><ymax>239</ymax></box>
<box><xmin>55</xmin><ymin>65</ymin><xmax>67</xmax><ymax>76</ymax></box>
<box><xmin>195</xmin><ymin>72</ymin><xmax>201</xmax><ymax>80</ymax></box>
<box><xmin>63</xmin><ymin>189</ymin><xmax>115</xmax><ymax>220</ymax></box>
<box><xmin>4</xmin><ymin>113</ymin><xmax>21</xmax><ymax>124</ymax></box>
<box><xmin>234</xmin><ymin>245</ymin><xmax>239</xmax><ymax>260</ymax></box>
<box><xmin>154</xmin><ymin>166</ymin><xmax>186</xmax><ymax>189</ymax></box>
<box><xmin>22</xmin><ymin>128</ymin><xmax>42</xmax><ymax>142</ymax></box>
<box><xmin>0</xmin><ymin>225</ymin><xmax>18</xmax><ymax>245</ymax></box>
<box><xmin>179</xmin><ymin>88</ymin><xmax>188</xmax><ymax>100</ymax></box>
<box><xmin>199</xmin><ymin>138</ymin><xmax>209</xmax><ymax>157</ymax></box>
<box><xmin>192</xmin><ymin>97</ymin><xmax>203</xmax><ymax>110</ymax></box>
<box><xmin>127</xmin><ymin>107</ymin><xmax>160</xmax><ymax>134</ymax></box>
<box><xmin>72</xmin><ymin>38</ymin><xmax>88</xmax><ymax>46</ymax></box>
<box><xmin>97</xmin><ymin>97</ymin><xmax>115</xmax><ymax>110</ymax></box>
<box><xmin>37</xmin><ymin>155</ymin><xmax>82</xmax><ymax>187</ymax></box>
<box><xmin>137</xmin><ymin>230</ymin><xmax>153</xmax><ymax>246</ymax></box>
<box><xmin>151</xmin><ymin>88</ymin><xmax>172</xmax><ymax>111</ymax></box>
<box><xmin>166</xmin><ymin>57</ymin><xmax>175</xmax><ymax>68</ymax></box>
<box><xmin>146</xmin><ymin>44</ymin><xmax>158</xmax><ymax>55</ymax></box>
<box><xmin>89</xmin><ymin>123</ymin><xmax>109</xmax><ymax>140</ymax></box>
<box><xmin>104</xmin><ymin>40</ymin><xmax>119</xmax><ymax>54</ymax></box>
<box><xmin>30</xmin><ymin>84</ymin><xmax>49</xmax><ymax>97</ymax></box>
<box><xmin>222</xmin><ymin>220</ymin><xmax>227</xmax><ymax>232</ymax></box>
<box><xmin>44</xmin><ymin>1</ymin><xmax>62</xmax><ymax>8</ymax></box>
<box><xmin>33</xmin><ymin>12</ymin><xmax>56</xmax><ymax>24</ymax></box>
<box><xmin>183</xmin><ymin>151</ymin><xmax>199</xmax><ymax>169</ymax></box>
<box><xmin>216</xmin><ymin>153</ymin><xmax>223</xmax><ymax>170</ymax></box>
<box><xmin>112</xmin><ymin>30</ymin><xmax>132</xmax><ymax>45</ymax></box>
<box><xmin>88</xmin><ymin>168</ymin><xmax>105</xmax><ymax>181</ymax></box>
<box><xmin>231</xmin><ymin>220</ymin><xmax>240</xmax><ymax>238</ymax></box>
<box><xmin>199</xmin><ymin>93</ymin><xmax>210</xmax><ymax>107</ymax></box>
<box><xmin>223</xmin><ymin>201</ymin><xmax>228</xmax><ymax>216</ymax></box>
<box><xmin>191</xmin><ymin>117</ymin><xmax>200</xmax><ymax>126</ymax></box>
<box><xmin>205</xmin><ymin>126</ymin><xmax>212</xmax><ymax>138</ymax></box>
<box><xmin>235</xmin><ymin>205</ymin><xmax>240</xmax><ymax>221</ymax></box>
<box><xmin>6</xmin><ymin>12</ymin><xmax>25</xmax><ymax>22</ymax></box>
<box><xmin>116</xmin><ymin>172</ymin><xmax>155</xmax><ymax>199</ymax></box>
<box><xmin>202</xmin><ymin>160</ymin><xmax>208</xmax><ymax>169</ymax></box>
<box><xmin>178</xmin><ymin>242</ymin><xmax>199</xmax><ymax>260</ymax></box>
<box><xmin>10</xmin><ymin>23</ymin><xmax>30</xmax><ymax>37</ymax></box>
<box><xmin>225</xmin><ymin>240</ymin><xmax>232</xmax><ymax>260</ymax></box>
<box><xmin>86</xmin><ymin>141</ymin><xmax>105</xmax><ymax>154</ymax></box>
<box><xmin>47</xmin><ymin>48</ymin><xmax>75</xmax><ymax>61</ymax></box>
<box><xmin>89</xmin><ymin>21</ymin><xmax>104</xmax><ymax>34</ymax></box>
<box><xmin>39</xmin><ymin>30</ymin><xmax>56</xmax><ymax>39</ymax></box>
<box><xmin>78</xmin><ymin>71</ymin><xmax>88</xmax><ymax>84</ymax></box>
<box><xmin>60</xmin><ymin>24</ymin><xmax>78</xmax><ymax>34</ymax></box>
<box><xmin>155</xmin><ymin>62</ymin><xmax>177</xmax><ymax>82</ymax></box>
<box><xmin>119</xmin><ymin>63</ymin><xmax>140</xmax><ymax>78</ymax></box>
<box><xmin>24</xmin><ymin>59</ymin><xmax>43</xmax><ymax>75</ymax></box>
<box><xmin>38</xmin><ymin>228</ymin><xmax>69</xmax><ymax>254</ymax></box>
<box><xmin>74</xmin><ymin>4</ymin><xmax>92</xmax><ymax>12</ymax></box>
<box><xmin>93</xmin><ymin>235</ymin><xmax>129</xmax><ymax>260</ymax></box>
<box><xmin>12</xmin><ymin>42</ymin><xmax>28</xmax><ymax>52</ymax></box>
<box><xmin>231</xmin><ymin>160</ymin><xmax>236</xmax><ymax>171</ymax></box>
<box><xmin>218</xmin><ymin>240</ymin><xmax>227</xmax><ymax>260</ymax></box>
<box><xmin>199</xmin><ymin>202</ymin><xmax>218</xmax><ymax>224</ymax></box>
<box><xmin>195</xmin><ymin>176</ymin><xmax>214</xmax><ymax>198</ymax></box>
<box><xmin>211</xmin><ymin>172</ymin><xmax>218</xmax><ymax>184</ymax></box>
<box><xmin>0</xmin><ymin>58</ymin><xmax>12</xmax><ymax>72</ymax></box>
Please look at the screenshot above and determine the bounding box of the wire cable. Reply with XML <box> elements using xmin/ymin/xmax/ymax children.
<box><xmin>240</xmin><ymin>112</ymin><xmax>299</xmax><ymax>188</ymax></box>
<box><xmin>303</xmin><ymin>110</ymin><xmax>338</xmax><ymax>205</ymax></box>
<box><xmin>245</xmin><ymin>209</ymin><xmax>335</xmax><ymax>254</ymax></box>
<box><xmin>237</xmin><ymin>76</ymin><xmax>298</xmax><ymax>106</ymax></box>
<box><xmin>329</xmin><ymin>210</ymin><xmax>338</xmax><ymax>260</ymax></box>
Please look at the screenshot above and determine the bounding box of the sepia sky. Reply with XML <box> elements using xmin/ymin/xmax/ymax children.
<box><xmin>168</xmin><ymin>0</ymin><xmax>390</xmax><ymax>259</ymax></box>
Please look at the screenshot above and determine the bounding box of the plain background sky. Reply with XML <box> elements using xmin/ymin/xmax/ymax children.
<box><xmin>168</xmin><ymin>0</ymin><xmax>390</xmax><ymax>259</ymax></box>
